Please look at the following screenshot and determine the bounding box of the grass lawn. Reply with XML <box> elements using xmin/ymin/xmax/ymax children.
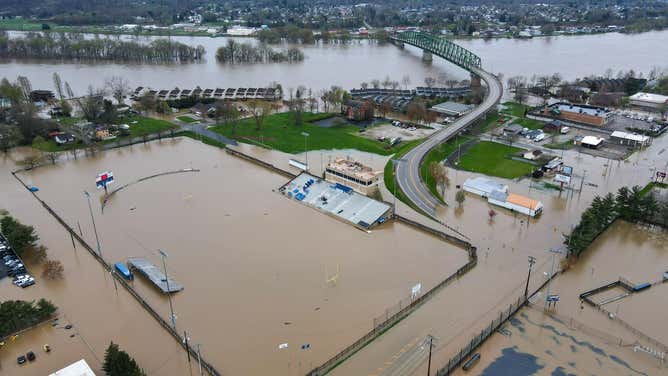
<box><xmin>176</xmin><ymin>115</ymin><xmax>198</xmax><ymax>123</ymax></box>
<box><xmin>515</xmin><ymin>117</ymin><xmax>545</xmax><ymax>130</ymax></box>
<box><xmin>0</xmin><ymin>19</ymin><xmax>45</xmax><ymax>31</ymax></box>
<box><xmin>211</xmin><ymin>112</ymin><xmax>404</xmax><ymax>155</ymax></box>
<box><xmin>383</xmin><ymin>139</ymin><xmax>428</xmax><ymax>213</ymax></box>
<box><xmin>545</xmin><ymin>139</ymin><xmax>576</xmax><ymax>150</ymax></box>
<box><xmin>123</xmin><ymin>115</ymin><xmax>178</xmax><ymax>137</ymax></box>
<box><xmin>178</xmin><ymin>131</ymin><xmax>227</xmax><ymax>149</ymax></box>
<box><xmin>420</xmin><ymin>136</ymin><xmax>471</xmax><ymax>203</ymax></box>
<box><xmin>500</xmin><ymin>101</ymin><xmax>530</xmax><ymax>117</ymax></box>
<box><xmin>457</xmin><ymin>141</ymin><xmax>534</xmax><ymax>179</ymax></box>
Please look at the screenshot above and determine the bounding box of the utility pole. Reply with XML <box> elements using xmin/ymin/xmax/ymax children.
<box><xmin>579</xmin><ymin>169</ymin><xmax>587</xmax><ymax>194</ymax></box>
<box><xmin>301</xmin><ymin>132</ymin><xmax>310</xmax><ymax>171</ymax></box>
<box><xmin>83</xmin><ymin>191</ymin><xmax>102</xmax><ymax>259</ymax></box>
<box><xmin>159</xmin><ymin>249</ymin><xmax>177</xmax><ymax>330</ymax></box>
<box><xmin>524</xmin><ymin>255</ymin><xmax>536</xmax><ymax>301</ymax></box>
<box><xmin>184</xmin><ymin>331</ymin><xmax>191</xmax><ymax>363</ymax></box>
<box><xmin>426</xmin><ymin>335</ymin><xmax>434</xmax><ymax>376</ymax></box>
<box><xmin>196</xmin><ymin>343</ymin><xmax>203</xmax><ymax>376</ymax></box>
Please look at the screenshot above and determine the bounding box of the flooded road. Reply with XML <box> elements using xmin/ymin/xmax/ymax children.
<box><xmin>8</xmin><ymin>138</ymin><xmax>468</xmax><ymax>375</ymax></box>
<box><xmin>1</xmin><ymin>30</ymin><xmax>668</xmax><ymax>95</ymax></box>
<box><xmin>461</xmin><ymin>221</ymin><xmax>668</xmax><ymax>376</ymax></box>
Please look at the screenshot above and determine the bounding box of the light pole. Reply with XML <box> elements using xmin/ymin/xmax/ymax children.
<box><xmin>391</xmin><ymin>159</ymin><xmax>406</xmax><ymax>212</ymax></box>
<box><xmin>83</xmin><ymin>191</ymin><xmax>102</xmax><ymax>259</ymax></box>
<box><xmin>524</xmin><ymin>255</ymin><xmax>536</xmax><ymax>301</ymax></box>
<box><xmin>426</xmin><ymin>334</ymin><xmax>435</xmax><ymax>376</ymax></box>
<box><xmin>301</xmin><ymin>132</ymin><xmax>310</xmax><ymax>171</ymax></box>
<box><xmin>159</xmin><ymin>249</ymin><xmax>177</xmax><ymax>330</ymax></box>
<box><xmin>544</xmin><ymin>248</ymin><xmax>564</xmax><ymax>310</ymax></box>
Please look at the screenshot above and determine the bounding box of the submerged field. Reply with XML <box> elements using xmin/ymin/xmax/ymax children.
<box><xmin>16</xmin><ymin>138</ymin><xmax>468</xmax><ymax>375</ymax></box>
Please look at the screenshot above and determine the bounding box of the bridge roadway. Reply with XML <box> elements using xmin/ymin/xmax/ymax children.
<box><xmin>396</xmin><ymin>67</ymin><xmax>503</xmax><ymax>217</ymax></box>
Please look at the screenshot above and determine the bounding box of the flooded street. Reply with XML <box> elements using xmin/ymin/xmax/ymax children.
<box><xmin>6</xmin><ymin>138</ymin><xmax>468</xmax><ymax>375</ymax></box>
<box><xmin>2</xmin><ymin>30</ymin><xmax>668</xmax><ymax>94</ymax></box>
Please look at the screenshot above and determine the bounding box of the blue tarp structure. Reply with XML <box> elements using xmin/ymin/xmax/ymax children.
<box><xmin>27</xmin><ymin>186</ymin><xmax>39</xmax><ymax>192</ymax></box>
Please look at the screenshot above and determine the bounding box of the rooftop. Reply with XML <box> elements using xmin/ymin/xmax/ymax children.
<box><xmin>610</xmin><ymin>131</ymin><xmax>650</xmax><ymax>142</ymax></box>
<box><xmin>430</xmin><ymin>101</ymin><xmax>474</xmax><ymax>116</ymax></box>
<box><xmin>326</xmin><ymin>158</ymin><xmax>380</xmax><ymax>182</ymax></box>
<box><xmin>629</xmin><ymin>92</ymin><xmax>668</xmax><ymax>104</ymax></box>
<box><xmin>553</xmin><ymin>103</ymin><xmax>610</xmax><ymax>117</ymax></box>
<box><xmin>49</xmin><ymin>359</ymin><xmax>96</xmax><ymax>376</ymax></box>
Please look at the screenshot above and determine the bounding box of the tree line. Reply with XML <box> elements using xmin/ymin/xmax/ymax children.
<box><xmin>0</xmin><ymin>299</ymin><xmax>57</xmax><ymax>338</ymax></box>
<box><xmin>215</xmin><ymin>40</ymin><xmax>303</xmax><ymax>64</ymax></box>
<box><xmin>565</xmin><ymin>185</ymin><xmax>666</xmax><ymax>258</ymax></box>
<box><xmin>0</xmin><ymin>31</ymin><xmax>205</xmax><ymax>63</ymax></box>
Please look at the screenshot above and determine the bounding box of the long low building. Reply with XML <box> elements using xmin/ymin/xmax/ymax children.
<box><xmin>540</xmin><ymin>102</ymin><xmax>613</xmax><ymax>127</ymax></box>
<box><xmin>629</xmin><ymin>92</ymin><xmax>668</xmax><ymax>110</ymax></box>
<box><xmin>610</xmin><ymin>131</ymin><xmax>652</xmax><ymax>147</ymax></box>
<box><xmin>463</xmin><ymin>177</ymin><xmax>543</xmax><ymax>217</ymax></box>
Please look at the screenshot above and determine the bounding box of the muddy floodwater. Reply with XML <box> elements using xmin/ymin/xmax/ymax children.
<box><xmin>463</xmin><ymin>221</ymin><xmax>668</xmax><ymax>376</ymax></box>
<box><xmin>5</xmin><ymin>138</ymin><xmax>468</xmax><ymax>375</ymax></box>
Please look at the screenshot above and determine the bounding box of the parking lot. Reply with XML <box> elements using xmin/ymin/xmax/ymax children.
<box><xmin>0</xmin><ymin>232</ymin><xmax>35</xmax><ymax>288</ymax></box>
<box><xmin>362</xmin><ymin>122</ymin><xmax>436</xmax><ymax>142</ymax></box>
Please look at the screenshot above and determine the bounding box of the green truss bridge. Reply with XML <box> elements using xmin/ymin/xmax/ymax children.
<box><xmin>390</xmin><ymin>31</ymin><xmax>482</xmax><ymax>70</ymax></box>
<box><xmin>389</xmin><ymin>31</ymin><xmax>503</xmax><ymax>219</ymax></box>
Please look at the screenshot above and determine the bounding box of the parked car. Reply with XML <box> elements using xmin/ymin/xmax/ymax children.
<box><xmin>560</xmin><ymin>126</ymin><xmax>570</xmax><ymax>134</ymax></box>
<box><xmin>534</xmin><ymin>133</ymin><xmax>546</xmax><ymax>142</ymax></box>
<box><xmin>26</xmin><ymin>351</ymin><xmax>36</xmax><ymax>361</ymax></box>
<box><xmin>17</xmin><ymin>355</ymin><xmax>27</xmax><ymax>364</ymax></box>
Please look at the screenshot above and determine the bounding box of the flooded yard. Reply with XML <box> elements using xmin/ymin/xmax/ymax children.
<box><xmin>10</xmin><ymin>137</ymin><xmax>468</xmax><ymax>375</ymax></box>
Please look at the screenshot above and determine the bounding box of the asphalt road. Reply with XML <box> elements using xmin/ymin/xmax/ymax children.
<box><xmin>395</xmin><ymin>68</ymin><xmax>503</xmax><ymax>218</ymax></box>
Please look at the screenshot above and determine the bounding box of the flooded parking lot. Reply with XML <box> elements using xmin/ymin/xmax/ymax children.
<box><xmin>11</xmin><ymin>138</ymin><xmax>468</xmax><ymax>375</ymax></box>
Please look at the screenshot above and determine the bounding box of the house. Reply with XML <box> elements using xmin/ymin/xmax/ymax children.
<box><xmin>49</xmin><ymin>359</ymin><xmax>96</xmax><ymax>376</ymax></box>
<box><xmin>94</xmin><ymin>127</ymin><xmax>116</xmax><ymax>141</ymax></box>
<box><xmin>343</xmin><ymin>100</ymin><xmax>374</xmax><ymax>121</ymax></box>
<box><xmin>523</xmin><ymin>149</ymin><xmax>543</xmax><ymax>160</ymax></box>
<box><xmin>30</xmin><ymin>90</ymin><xmax>55</xmax><ymax>102</ymax></box>
<box><xmin>190</xmin><ymin>103</ymin><xmax>217</xmax><ymax>118</ymax></box>
<box><xmin>503</xmin><ymin>123</ymin><xmax>524</xmax><ymax>136</ymax></box>
<box><xmin>463</xmin><ymin>177</ymin><xmax>509</xmax><ymax>198</ymax></box>
<box><xmin>488</xmin><ymin>191</ymin><xmax>544</xmax><ymax>217</ymax></box>
<box><xmin>53</xmin><ymin>132</ymin><xmax>75</xmax><ymax>145</ymax></box>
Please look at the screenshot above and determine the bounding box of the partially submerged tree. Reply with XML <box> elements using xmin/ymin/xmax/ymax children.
<box><xmin>42</xmin><ymin>259</ymin><xmax>64</xmax><ymax>280</ymax></box>
<box><xmin>106</xmin><ymin>76</ymin><xmax>131</xmax><ymax>105</ymax></box>
<box><xmin>455</xmin><ymin>189</ymin><xmax>466</xmax><ymax>207</ymax></box>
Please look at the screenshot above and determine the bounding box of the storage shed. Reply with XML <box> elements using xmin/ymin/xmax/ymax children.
<box><xmin>463</xmin><ymin>177</ymin><xmax>509</xmax><ymax>198</ymax></box>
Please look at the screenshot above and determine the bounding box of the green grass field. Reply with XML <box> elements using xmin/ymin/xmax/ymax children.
<box><xmin>211</xmin><ymin>112</ymin><xmax>405</xmax><ymax>155</ymax></box>
<box><xmin>458</xmin><ymin>141</ymin><xmax>533</xmax><ymax>179</ymax></box>
<box><xmin>515</xmin><ymin>117</ymin><xmax>546</xmax><ymax>130</ymax></box>
<box><xmin>420</xmin><ymin>136</ymin><xmax>471</xmax><ymax>203</ymax></box>
<box><xmin>500</xmin><ymin>102</ymin><xmax>530</xmax><ymax>117</ymax></box>
<box><xmin>176</xmin><ymin>115</ymin><xmax>198</xmax><ymax>123</ymax></box>
<box><xmin>124</xmin><ymin>116</ymin><xmax>177</xmax><ymax>137</ymax></box>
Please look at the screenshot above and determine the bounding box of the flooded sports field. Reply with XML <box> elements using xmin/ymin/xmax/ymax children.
<box><xmin>457</xmin><ymin>221</ymin><xmax>668</xmax><ymax>376</ymax></box>
<box><xmin>7</xmin><ymin>138</ymin><xmax>468</xmax><ymax>375</ymax></box>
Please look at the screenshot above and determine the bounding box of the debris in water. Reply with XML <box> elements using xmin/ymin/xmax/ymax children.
<box><xmin>283</xmin><ymin>322</ymin><xmax>292</xmax><ymax>325</ymax></box>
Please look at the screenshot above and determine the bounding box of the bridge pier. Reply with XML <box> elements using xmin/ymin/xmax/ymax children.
<box><xmin>422</xmin><ymin>51</ymin><xmax>433</xmax><ymax>62</ymax></box>
<box><xmin>471</xmin><ymin>73</ymin><xmax>482</xmax><ymax>98</ymax></box>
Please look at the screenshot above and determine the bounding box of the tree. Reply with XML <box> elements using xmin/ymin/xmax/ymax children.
<box><xmin>42</xmin><ymin>259</ymin><xmax>64</xmax><ymax>280</ymax></box>
<box><xmin>75</xmin><ymin>86</ymin><xmax>105</xmax><ymax>122</ymax></box>
<box><xmin>52</xmin><ymin>72</ymin><xmax>64</xmax><ymax>101</ymax></box>
<box><xmin>0</xmin><ymin>216</ymin><xmax>39</xmax><ymax>255</ymax></box>
<box><xmin>401</xmin><ymin>75</ymin><xmax>411</xmax><ymax>90</ymax></box>
<box><xmin>247</xmin><ymin>100</ymin><xmax>272</xmax><ymax>131</ymax></box>
<box><xmin>103</xmin><ymin>342</ymin><xmax>146</xmax><ymax>376</ymax></box>
<box><xmin>17</xmin><ymin>154</ymin><xmax>44</xmax><ymax>170</ymax></box>
<box><xmin>0</xmin><ymin>124</ymin><xmax>22</xmax><ymax>152</ymax></box>
<box><xmin>429</xmin><ymin>162</ymin><xmax>450</xmax><ymax>198</ymax></box>
<box><xmin>455</xmin><ymin>190</ymin><xmax>466</xmax><ymax>207</ymax></box>
<box><xmin>370</xmin><ymin>79</ymin><xmax>381</xmax><ymax>89</ymax></box>
<box><xmin>106</xmin><ymin>76</ymin><xmax>130</xmax><ymax>105</ymax></box>
<box><xmin>137</xmin><ymin>92</ymin><xmax>157</xmax><ymax>114</ymax></box>
<box><xmin>424</xmin><ymin>76</ymin><xmax>437</xmax><ymax>88</ymax></box>
<box><xmin>488</xmin><ymin>209</ymin><xmax>497</xmax><ymax>222</ymax></box>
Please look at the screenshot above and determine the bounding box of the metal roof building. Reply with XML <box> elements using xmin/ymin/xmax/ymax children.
<box><xmin>49</xmin><ymin>359</ymin><xmax>96</xmax><ymax>376</ymax></box>
<box><xmin>430</xmin><ymin>101</ymin><xmax>474</xmax><ymax>117</ymax></box>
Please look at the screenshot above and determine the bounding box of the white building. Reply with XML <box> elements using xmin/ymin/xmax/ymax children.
<box><xmin>610</xmin><ymin>131</ymin><xmax>651</xmax><ymax>147</ymax></box>
<box><xmin>629</xmin><ymin>92</ymin><xmax>668</xmax><ymax>110</ymax></box>
<box><xmin>49</xmin><ymin>359</ymin><xmax>96</xmax><ymax>376</ymax></box>
<box><xmin>226</xmin><ymin>26</ymin><xmax>257</xmax><ymax>36</ymax></box>
<box><xmin>324</xmin><ymin>158</ymin><xmax>382</xmax><ymax>196</ymax></box>
<box><xmin>463</xmin><ymin>177</ymin><xmax>509</xmax><ymax>198</ymax></box>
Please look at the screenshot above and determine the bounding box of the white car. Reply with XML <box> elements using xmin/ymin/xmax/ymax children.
<box><xmin>534</xmin><ymin>133</ymin><xmax>546</xmax><ymax>142</ymax></box>
<box><xmin>560</xmin><ymin>126</ymin><xmax>571</xmax><ymax>134</ymax></box>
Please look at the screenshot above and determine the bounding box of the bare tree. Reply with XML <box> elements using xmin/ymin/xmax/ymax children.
<box><xmin>42</xmin><ymin>259</ymin><xmax>64</xmax><ymax>280</ymax></box>
<box><xmin>429</xmin><ymin>162</ymin><xmax>450</xmax><ymax>198</ymax></box>
<box><xmin>106</xmin><ymin>76</ymin><xmax>130</xmax><ymax>105</ymax></box>
<box><xmin>370</xmin><ymin>79</ymin><xmax>381</xmax><ymax>89</ymax></box>
<box><xmin>247</xmin><ymin>100</ymin><xmax>272</xmax><ymax>131</ymax></box>
<box><xmin>360</xmin><ymin>82</ymin><xmax>369</xmax><ymax>90</ymax></box>
<box><xmin>382</xmin><ymin>75</ymin><xmax>392</xmax><ymax>89</ymax></box>
<box><xmin>424</xmin><ymin>76</ymin><xmax>437</xmax><ymax>88</ymax></box>
<box><xmin>52</xmin><ymin>73</ymin><xmax>64</xmax><ymax>101</ymax></box>
<box><xmin>401</xmin><ymin>75</ymin><xmax>411</xmax><ymax>90</ymax></box>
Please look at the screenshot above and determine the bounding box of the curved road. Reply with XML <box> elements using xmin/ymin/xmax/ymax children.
<box><xmin>396</xmin><ymin>67</ymin><xmax>503</xmax><ymax>217</ymax></box>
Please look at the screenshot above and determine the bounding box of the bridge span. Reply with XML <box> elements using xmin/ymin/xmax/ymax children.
<box><xmin>390</xmin><ymin>32</ymin><xmax>503</xmax><ymax>218</ymax></box>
